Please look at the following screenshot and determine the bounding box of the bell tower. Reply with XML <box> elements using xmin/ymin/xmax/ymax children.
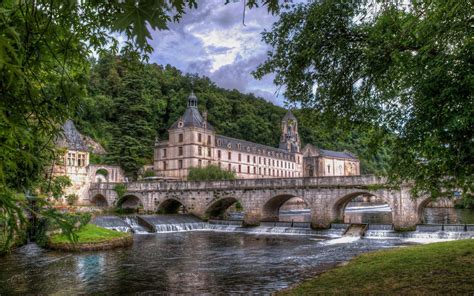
<box><xmin>279</xmin><ymin>110</ymin><xmax>301</xmax><ymax>153</ymax></box>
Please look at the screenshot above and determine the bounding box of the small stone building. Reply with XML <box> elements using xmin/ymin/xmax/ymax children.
<box><xmin>154</xmin><ymin>92</ymin><xmax>360</xmax><ymax>180</ymax></box>
<box><xmin>52</xmin><ymin>120</ymin><xmax>125</xmax><ymax>205</ymax></box>
<box><xmin>302</xmin><ymin>144</ymin><xmax>360</xmax><ymax>177</ymax></box>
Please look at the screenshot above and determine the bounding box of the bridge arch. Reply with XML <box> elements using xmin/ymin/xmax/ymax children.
<box><xmin>90</xmin><ymin>194</ymin><xmax>108</xmax><ymax>207</ymax></box>
<box><xmin>117</xmin><ymin>194</ymin><xmax>144</xmax><ymax>209</ymax></box>
<box><xmin>94</xmin><ymin>168</ymin><xmax>110</xmax><ymax>182</ymax></box>
<box><xmin>332</xmin><ymin>191</ymin><xmax>393</xmax><ymax>224</ymax></box>
<box><xmin>205</xmin><ymin>197</ymin><xmax>242</xmax><ymax>219</ymax></box>
<box><xmin>157</xmin><ymin>198</ymin><xmax>187</xmax><ymax>214</ymax></box>
<box><xmin>262</xmin><ymin>194</ymin><xmax>310</xmax><ymax>222</ymax></box>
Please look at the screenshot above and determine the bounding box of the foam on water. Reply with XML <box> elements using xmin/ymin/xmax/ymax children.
<box><xmin>320</xmin><ymin>236</ymin><xmax>360</xmax><ymax>245</ymax></box>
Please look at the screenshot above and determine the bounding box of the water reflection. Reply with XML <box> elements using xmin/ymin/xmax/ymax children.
<box><xmin>0</xmin><ymin>233</ymin><xmax>409</xmax><ymax>294</ymax></box>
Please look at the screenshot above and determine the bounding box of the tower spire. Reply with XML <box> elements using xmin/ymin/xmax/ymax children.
<box><xmin>187</xmin><ymin>90</ymin><xmax>198</xmax><ymax>108</ymax></box>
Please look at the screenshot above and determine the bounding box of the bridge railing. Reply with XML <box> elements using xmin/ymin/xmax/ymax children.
<box><xmin>90</xmin><ymin>175</ymin><xmax>387</xmax><ymax>192</ymax></box>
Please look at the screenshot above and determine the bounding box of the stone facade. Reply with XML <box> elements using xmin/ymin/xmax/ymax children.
<box><xmin>154</xmin><ymin>92</ymin><xmax>359</xmax><ymax>180</ymax></box>
<box><xmin>52</xmin><ymin>120</ymin><xmax>125</xmax><ymax>205</ymax></box>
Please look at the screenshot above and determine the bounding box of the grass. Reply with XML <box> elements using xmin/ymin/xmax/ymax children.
<box><xmin>279</xmin><ymin>239</ymin><xmax>474</xmax><ymax>295</ymax></box>
<box><xmin>50</xmin><ymin>224</ymin><xmax>130</xmax><ymax>244</ymax></box>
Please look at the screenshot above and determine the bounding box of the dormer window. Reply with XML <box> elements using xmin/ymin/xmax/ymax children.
<box><xmin>227</xmin><ymin>143</ymin><xmax>232</xmax><ymax>149</ymax></box>
<box><xmin>178</xmin><ymin>121</ymin><xmax>183</xmax><ymax>128</ymax></box>
<box><xmin>237</xmin><ymin>143</ymin><xmax>241</xmax><ymax>150</ymax></box>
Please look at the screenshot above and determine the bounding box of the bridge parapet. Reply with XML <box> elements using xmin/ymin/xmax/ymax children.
<box><xmin>90</xmin><ymin>175</ymin><xmax>387</xmax><ymax>192</ymax></box>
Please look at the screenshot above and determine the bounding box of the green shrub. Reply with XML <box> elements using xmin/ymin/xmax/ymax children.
<box><xmin>65</xmin><ymin>194</ymin><xmax>79</xmax><ymax>206</ymax></box>
<box><xmin>188</xmin><ymin>165</ymin><xmax>236</xmax><ymax>181</ymax></box>
<box><xmin>143</xmin><ymin>170</ymin><xmax>156</xmax><ymax>177</ymax></box>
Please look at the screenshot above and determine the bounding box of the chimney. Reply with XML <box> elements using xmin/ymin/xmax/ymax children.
<box><xmin>203</xmin><ymin>111</ymin><xmax>208</xmax><ymax>122</ymax></box>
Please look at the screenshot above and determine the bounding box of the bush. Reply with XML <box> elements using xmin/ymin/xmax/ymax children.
<box><xmin>65</xmin><ymin>194</ymin><xmax>79</xmax><ymax>206</ymax></box>
<box><xmin>35</xmin><ymin>213</ymin><xmax>92</xmax><ymax>247</ymax></box>
<box><xmin>143</xmin><ymin>170</ymin><xmax>156</xmax><ymax>177</ymax></box>
<box><xmin>188</xmin><ymin>165</ymin><xmax>236</xmax><ymax>181</ymax></box>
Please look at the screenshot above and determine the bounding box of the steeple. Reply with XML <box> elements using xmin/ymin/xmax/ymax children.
<box><xmin>187</xmin><ymin>91</ymin><xmax>198</xmax><ymax>108</ymax></box>
<box><xmin>279</xmin><ymin>110</ymin><xmax>301</xmax><ymax>153</ymax></box>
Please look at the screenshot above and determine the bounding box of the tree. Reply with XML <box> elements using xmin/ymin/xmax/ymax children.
<box><xmin>0</xmin><ymin>0</ymin><xmax>280</xmax><ymax>249</ymax></box>
<box><xmin>255</xmin><ymin>0</ymin><xmax>473</xmax><ymax>203</ymax></box>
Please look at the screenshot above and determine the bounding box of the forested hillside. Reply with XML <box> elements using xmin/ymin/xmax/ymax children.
<box><xmin>75</xmin><ymin>54</ymin><xmax>391</xmax><ymax>177</ymax></box>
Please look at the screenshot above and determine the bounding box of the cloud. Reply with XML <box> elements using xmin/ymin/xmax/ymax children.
<box><xmin>148</xmin><ymin>0</ymin><xmax>284</xmax><ymax>105</ymax></box>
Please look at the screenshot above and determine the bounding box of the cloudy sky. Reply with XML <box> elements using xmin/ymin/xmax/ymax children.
<box><xmin>147</xmin><ymin>0</ymin><xmax>284</xmax><ymax>105</ymax></box>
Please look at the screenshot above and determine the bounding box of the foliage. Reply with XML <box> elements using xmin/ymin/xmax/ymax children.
<box><xmin>65</xmin><ymin>194</ymin><xmax>79</xmax><ymax>206</ymax></box>
<box><xmin>0</xmin><ymin>0</ymin><xmax>279</xmax><ymax>249</ymax></box>
<box><xmin>35</xmin><ymin>212</ymin><xmax>91</xmax><ymax>247</ymax></box>
<box><xmin>40</xmin><ymin>176</ymin><xmax>72</xmax><ymax>200</ymax></box>
<box><xmin>143</xmin><ymin>170</ymin><xmax>156</xmax><ymax>178</ymax></box>
<box><xmin>113</xmin><ymin>184</ymin><xmax>127</xmax><ymax>207</ymax></box>
<box><xmin>49</xmin><ymin>223</ymin><xmax>129</xmax><ymax>244</ymax></box>
<box><xmin>280</xmin><ymin>239</ymin><xmax>474</xmax><ymax>295</ymax></box>
<box><xmin>255</xmin><ymin>0</ymin><xmax>473</xmax><ymax>203</ymax></box>
<box><xmin>77</xmin><ymin>54</ymin><xmax>390</xmax><ymax>179</ymax></box>
<box><xmin>95</xmin><ymin>168</ymin><xmax>109</xmax><ymax>177</ymax></box>
<box><xmin>188</xmin><ymin>165</ymin><xmax>237</xmax><ymax>181</ymax></box>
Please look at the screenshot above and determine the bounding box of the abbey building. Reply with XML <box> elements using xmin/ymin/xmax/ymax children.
<box><xmin>154</xmin><ymin>92</ymin><xmax>360</xmax><ymax>179</ymax></box>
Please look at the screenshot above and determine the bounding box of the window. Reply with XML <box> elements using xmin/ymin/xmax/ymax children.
<box><xmin>179</xmin><ymin>133</ymin><xmax>183</xmax><ymax>142</ymax></box>
<box><xmin>198</xmin><ymin>146</ymin><xmax>202</xmax><ymax>156</ymax></box>
<box><xmin>208</xmin><ymin>160</ymin><xmax>211</xmax><ymax>166</ymax></box>
<box><xmin>208</xmin><ymin>135</ymin><xmax>211</xmax><ymax>145</ymax></box>
<box><xmin>247</xmin><ymin>155</ymin><xmax>250</xmax><ymax>162</ymax></box>
<box><xmin>198</xmin><ymin>133</ymin><xmax>202</xmax><ymax>142</ymax></box>
<box><xmin>327</xmin><ymin>165</ymin><xmax>331</xmax><ymax>173</ymax></box>
<box><xmin>163</xmin><ymin>161</ymin><xmax>167</xmax><ymax>170</ymax></box>
<box><xmin>247</xmin><ymin>166</ymin><xmax>250</xmax><ymax>173</ymax></box>
<box><xmin>208</xmin><ymin>148</ymin><xmax>211</xmax><ymax>157</ymax></box>
<box><xmin>163</xmin><ymin>149</ymin><xmax>167</xmax><ymax>158</ymax></box>
<box><xmin>238</xmin><ymin>165</ymin><xmax>241</xmax><ymax>173</ymax></box>
<box><xmin>228</xmin><ymin>152</ymin><xmax>231</xmax><ymax>160</ymax></box>
<box><xmin>259</xmin><ymin>157</ymin><xmax>261</xmax><ymax>164</ymax></box>
<box><xmin>237</xmin><ymin>143</ymin><xmax>241</xmax><ymax>150</ymax></box>
<box><xmin>67</xmin><ymin>152</ymin><xmax>75</xmax><ymax>166</ymax></box>
<box><xmin>259</xmin><ymin>168</ymin><xmax>261</xmax><ymax>174</ymax></box>
<box><xmin>253</xmin><ymin>167</ymin><xmax>256</xmax><ymax>174</ymax></box>
<box><xmin>264</xmin><ymin>158</ymin><xmax>266</xmax><ymax>165</ymax></box>
<box><xmin>179</xmin><ymin>147</ymin><xmax>183</xmax><ymax>156</ymax></box>
<box><xmin>178</xmin><ymin>121</ymin><xmax>183</xmax><ymax>128</ymax></box>
<box><xmin>198</xmin><ymin>160</ymin><xmax>202</xmax><ymax>167</ymax></box>
<box><xmin>253</xmin><ymin>156</ymin><xmax>256</xmax><ymax>163</ymax></box>
<box><xmin>264</xmin><ymin>168</ymin><xmax>267</xmax><ymax>175</ymax></box>
<box><xmin>77</xmin><ymin>153</ymin><xmax>86</xmax><ymax>166</ymax></box>
<box><xmin>179</xmin><ymin>160</ymin><xmax>183</xmax><ymax>169</ymax></box>
<box><xmin>272</xmin><ymin>160</ymin><xmax>275</xmax><ymax>166</ymax></box>
<box><xmin>218</xmin><ymin>150</ymin><xmax>221</xmax><ymax>159</ymax></box>
<box><xmin>238</xmin><ymin>153</ymin><xmax>241</xmax><ymax>161</ymax></box>
<box><xmin>228</xmin><ymin>163</ymin><xmax>231</xmax><ymax>171</ymax></box>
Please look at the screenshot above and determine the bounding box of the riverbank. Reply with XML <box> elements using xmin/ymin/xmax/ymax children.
<box><xmin>279</xmin><ymin>239</ymin><xmax>474</xmax><ymax>295</ymax></box>
<box><xmin>48</xmin><ymin>224</ymin><xmax>132</xmax><ymax>251</ymax></box>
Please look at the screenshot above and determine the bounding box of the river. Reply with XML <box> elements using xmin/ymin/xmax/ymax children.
<box><xmin>0</xmin><ymin>207</ymin><xmax>472</xmax><ymax>294</ymax></box>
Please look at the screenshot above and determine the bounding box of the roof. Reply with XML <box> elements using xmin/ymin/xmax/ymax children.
<box><xmin>320</xmin><ymin>149</ymin><xmax>358</xmax><ymax>160</ymax></box>
<box><xmin>216</xmin><ymin>135</ymin><xmax>295</xmax><ymax>160</ymax></box>
<box><xmin>170</xmin><ymin>92</ymin><xmax>214</xmax><ymax>131</ymax></box>
<box><xmin>282</xmin><ymin>110</ymin><xmax>297</xmax><ymax>121</ymax></box>
<box><xmin>55</xmin><ymin>120</ymin><xmax>88</xmax><ymax>151</ymax></box>
<box><xmin>302</xmin><ymin>144</ymin><xmax>358</xmax><ymax>160</ymax></box>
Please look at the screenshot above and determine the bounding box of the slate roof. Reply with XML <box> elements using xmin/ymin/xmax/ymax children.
<box><xmin>216</xmin><ymin>135</ymin><xmax>295</xmax><ymax>160</ymax></box>
<box><xmin>55</xmin><ymin>120</ymin><xmax>88</xmax><ymax>151</ymax></box>
<box><xmin>282</xmin><ymin>110</ymin><xmax>297</xmax><ymax>121</ymax></box>
<box><xmin>320</xmin><ymin>149</ymin><xmax>358</xmax><ymax>160</ymax></box>
<box><xmin>170</xmin><ymin>92</ymin><xmax>214</xmax><ymax>131</ymax></box>
<box><xmin>302</xmin><ymin>144</ymin><xmax>358</xmax><ymax>160</ymax></box>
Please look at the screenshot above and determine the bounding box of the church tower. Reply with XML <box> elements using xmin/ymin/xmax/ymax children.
<box><xmin>279</xmin><ymin>110</ymin><xmax>301</xmax><ymax>153</ymax></box>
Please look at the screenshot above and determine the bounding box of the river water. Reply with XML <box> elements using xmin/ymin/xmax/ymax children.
<box><xmin>1</xmin><ymin>232</ymin><xmax>412</xmax><ymax>294</ymax></box>
<box><xmin>0</xmin><ymin>206</ymin><xmax>473</xmax><ymax>294</ymax></box>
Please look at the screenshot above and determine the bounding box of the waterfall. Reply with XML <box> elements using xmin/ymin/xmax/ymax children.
<box><xmin>92</xmin><ymin>216</ymin><xmax>132</xmax><ymax>233</ymax></box>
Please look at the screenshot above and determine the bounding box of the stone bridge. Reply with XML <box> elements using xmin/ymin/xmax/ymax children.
<box><xmin>89</xmin><ymin>175</ymin><xmax>432</xmax><ymax>230</ymax></box>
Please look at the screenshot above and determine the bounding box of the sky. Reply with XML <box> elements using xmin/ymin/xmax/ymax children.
<box><xmin>147</xmin><ymin>0</ymin><xmax>284</xmax><ymax>105</ymax></box>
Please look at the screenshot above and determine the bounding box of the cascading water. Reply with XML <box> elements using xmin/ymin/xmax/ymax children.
<box><xmin>92</xmin><ymin>216</ymin><xmax>132</xmax><ymax>233</ymax></box>
<box><xmin>123</xmin><ymin>216</ymin><xmax>149</xmax><ymax>234</ymax></box>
